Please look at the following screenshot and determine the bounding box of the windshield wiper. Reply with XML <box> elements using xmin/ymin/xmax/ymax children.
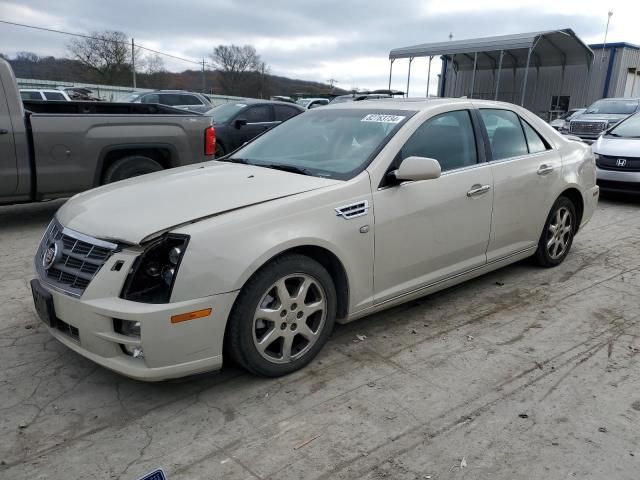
<box><xmin>259</xmin><ymin>163</ymin><xmax>313</xmax><ymax>176</ymax></box>
<box><xmin>217</xmin><ymin>157</ymin><xmax>252</xmax><ymax>165</ymax></box>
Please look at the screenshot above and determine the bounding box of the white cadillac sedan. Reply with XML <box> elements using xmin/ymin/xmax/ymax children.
<box><xmin>31</xmin><ymin>99</ymin><xmax>599</xmax><ymax>380</ymax></box>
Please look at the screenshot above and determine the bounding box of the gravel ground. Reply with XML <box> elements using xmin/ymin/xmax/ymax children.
<box><xmin>1</xmin><ymin>195</ymin><xmax>639</xmax><ymax>480</ymax></box>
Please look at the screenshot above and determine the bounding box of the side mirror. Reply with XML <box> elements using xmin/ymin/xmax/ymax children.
<box><xmin>234</xmin><ymin>118</ymin><xmax>247</xmax><ymax>129</ymax></box>
<box><xmin>393</xmin><ymin>156</ymin><xmax>441</xmax><ymax>182</ymax></box>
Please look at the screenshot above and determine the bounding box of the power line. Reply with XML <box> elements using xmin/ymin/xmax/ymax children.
<box><xmin>0</xmin><ymin>19</ymin><xmax>210</xmax><ymax>67</ymax></box>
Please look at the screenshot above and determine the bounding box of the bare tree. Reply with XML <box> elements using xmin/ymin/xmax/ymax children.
<box><xmin>67</xmin><ymin>30</ymin><xmax>138</xmax><ymax>84</ymax></box>
<box><xmin>210</xmin><ymin>44</ymin><xmax>262</xmax><ymax>94</ymax></box>
<box><xmin>16</xmin><ymin>51</ymin><xmax>40</xmax><ymax>63</ymax></box>
<box><xmin>143</xmin><ymin>54</ymin><xmax>166</xmax><ymax>74</ymax></box>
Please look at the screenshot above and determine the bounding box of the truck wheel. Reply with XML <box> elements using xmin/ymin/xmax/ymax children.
<box><xmin>102</xmin><ymin>156</ymin><xmax>163</xmax><ymax>184</ymax></box>
<box><xmin>226</xmin><ymin>254</ymin><xmax>337</xmax><ymax>377</ymax></box>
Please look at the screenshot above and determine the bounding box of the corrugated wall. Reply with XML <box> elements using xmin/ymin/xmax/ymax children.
<box><xmin>440</xmin><ymin>46</ymin><xmax>639</xmax><ymax>118</ymax></box>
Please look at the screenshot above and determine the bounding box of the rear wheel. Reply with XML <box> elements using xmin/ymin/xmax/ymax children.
<box><xmin>533</xmin><ymin>196</ymin><xmax>577</xmax><ymax>267</ymax></box>
<box><xmin>102</xmin><ymin>155</ymin><xmax>163</xmax><ymax>184</ymax></box>
<box><xmin>227</xmin><ymin>254</ymin><xmax>336</xmax><ymax>377</ymax></box>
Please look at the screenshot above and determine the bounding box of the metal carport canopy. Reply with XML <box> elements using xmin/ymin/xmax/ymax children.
<box><xmin>389</xmin><ymin>29</ymin><xmax>594</xmax><ymax>69</ymax></box>
<box><xmin>387</xmin><ymin>29</ymin><xmax>594</xmax><ymax>105</ymax></box>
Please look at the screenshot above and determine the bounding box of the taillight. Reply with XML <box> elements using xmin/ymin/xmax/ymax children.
<box><xmin>204</xmin><ymin>126</ymin><xmax>215</xmax><ymax>156</ymax></box>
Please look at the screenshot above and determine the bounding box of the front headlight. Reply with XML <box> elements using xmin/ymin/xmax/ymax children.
<box><xmin>121</xmin><ymin>234</ymin><xmax>189</xmax><ymax>303</ymax></box>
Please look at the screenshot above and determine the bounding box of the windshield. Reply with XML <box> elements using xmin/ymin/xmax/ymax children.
<box><xmin>330</xmin><ymin>96</ymin><xmax>354</xmax><ymax>104</ymax></box>
<box><xmin>296</xmin><ymin>99</ymin><xmax>311</xmax><ymax>107</ymax></box>
<box><xmin>122</xmin><ymin>93</ymin><xmax>141</xmax><ymax>102</ymax></box>
<box><xmin>205</xmin><ymin>102</ymin><xmax>248</xmax><ymax>123</ymax></box>
<box><xmin>608</xmin><ymin>113</ymin><xmax>640</xmax><ymax>138</ymax></box>
<box><xmin>228</xmin><ymin>108</ymin><xmax>413</xmax><ymax>180</ymax></box>
<box><xmin>585</xmin><ymin>99</ymin><xmax>639</xmax><ymax>115</ymax></box>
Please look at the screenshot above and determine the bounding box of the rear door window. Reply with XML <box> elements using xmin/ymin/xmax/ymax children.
<box><xmin>479</xmin><ymin>109</ymin><xmax>529</xmax><ymax>160</ymax></box>
<box><xmin>274</xmin><ymin>105</ymin><xmax>301</xmax><ymax>121</ymax></box>
<box><xmin>179</xmin><ymin>94</ymin><xmax>203</xmax><ymax>105</ymax></box>
<box><xmin>21</xmin><ymin>91</ymin><xmax>43</xmax><ymax>100</ymax></box>
<box><xmin>159</xmin><ymin>94</ymin><xmax>182</xmax><ymax>106</ymax></box>
<box><xmin>43</xmin><ymin>92</ymin><xmax>66</xmax><ymax>101</ymax></box>
<box><xmin>520</xmin><ymin>120</ymin><xmax>549</xmax><ymax>154</ymax></box>
<box><xmin>141</xmin><ymin>94</ymin><xmax>160</xmax><ymax>104</ymax></box>
<box><xmin>244</xmin><ymin>105</ymin><xmax>272</xmax><ymax>123</ymax></box>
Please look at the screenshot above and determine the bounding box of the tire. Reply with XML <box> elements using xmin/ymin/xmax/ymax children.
<box><xmin>533</xmin><ymin>196</ymin><xmax>577</xmax><ymax>267</ymax></box>
<box><xmin>214</xmin><ymin>143</ymin><xmax>226</xmax><ymax>158</ymax></box>
<box><xmin>227</xmin><ymin>254</ymin><xmax>337</xmax><ymax>377</ymax></box>
<box><xmin>102</xmin><ymin>155</ymin><xmax>163</xmax><ymax>184</ymax></box>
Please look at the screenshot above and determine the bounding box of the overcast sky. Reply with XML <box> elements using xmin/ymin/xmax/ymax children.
<box><xmin>0</xmin><ymin>0</ymin><xmax>639</xmax><ymax>95</ymax></box>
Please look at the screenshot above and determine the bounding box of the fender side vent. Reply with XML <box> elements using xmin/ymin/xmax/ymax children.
<box><xmin>335</xmin><ymin>200</ymin><xmax>369</xmax><ymax>219</ymax></box>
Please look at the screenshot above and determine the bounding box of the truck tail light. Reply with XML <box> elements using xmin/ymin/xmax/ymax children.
<box><xmin>204</xmin><ymin>126</ymin><xmax>216</xmax><ymax>156</ymax></box>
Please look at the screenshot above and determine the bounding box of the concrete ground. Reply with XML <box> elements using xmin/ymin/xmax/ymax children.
<box><xmin>1</xmin><ymin>195</ymin><xmax>639</xmax><ymax>480</ymax></box>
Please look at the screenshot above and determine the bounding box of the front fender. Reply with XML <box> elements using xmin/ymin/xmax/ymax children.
<box><xmin>170</xmin><ymin>176</ymin><xmax>375</xmax><ymax>313</ymax></box>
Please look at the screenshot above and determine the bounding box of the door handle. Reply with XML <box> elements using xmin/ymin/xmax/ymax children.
<box><xmin>537</xmin><ymin>164</ymin><xmax>554</xmax><ymax>175</ymax></box>
<box><xmin>467</xmin><ymin>184</ymin><xmax>491</xmax><ymax>197</ymax></box>
<box><xmin>0</xmin><ymin>129</ymin><xmax>8</xmax><ymax>134</ymax></box>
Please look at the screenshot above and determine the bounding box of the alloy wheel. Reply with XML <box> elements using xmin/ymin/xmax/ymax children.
<box><xmin>252</xmin><ymin>274</ymin><xmax>327</xmax><ymax>364</ymax></box>
<box><xmin>546</xmin><ymin>206</ymin><xmax>573</xmax><ymax>259</ymax></box>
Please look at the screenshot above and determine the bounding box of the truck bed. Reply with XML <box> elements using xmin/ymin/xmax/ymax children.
<box><xmin>23</xmin><ymin>100</ymin><xmax>198</xmax><ymax>116</ymax></box>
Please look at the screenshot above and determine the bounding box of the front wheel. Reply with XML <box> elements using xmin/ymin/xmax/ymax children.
<box><xmin>533</xmin><ymin>196</ymin><xmax>577</xmax><ymax>267</ymax></box>
<box><xmin>226</xmin><ymin>254</ymin><xmax>337</xmax><ymax>377</ymax></box>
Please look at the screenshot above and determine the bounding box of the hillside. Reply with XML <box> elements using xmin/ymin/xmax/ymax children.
<box><xmin>5</xmin><ymin>54</ymin><xmax>346</xmax><ymax>98</ymax></box>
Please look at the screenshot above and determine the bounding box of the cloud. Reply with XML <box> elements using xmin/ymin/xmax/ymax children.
<box><xmin>1</xmin><ymin>0</ymin><xmax>637</xmax><ymax>93</ymax></box>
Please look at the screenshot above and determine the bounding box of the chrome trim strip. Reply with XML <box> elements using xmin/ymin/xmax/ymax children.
<box><xmin>38</xmin><ymin>278</ymin><xmax>82</xmax><ymax>298</ymax></box>
<box><xmin>372</xmin><ymin>246</ymin><xmax>536</xmax><ymax>308</ymax></box>
<box><xmin>62</xmin><ymin>227</ymin><xmax>119</xmax><ymax>250</ymax></box>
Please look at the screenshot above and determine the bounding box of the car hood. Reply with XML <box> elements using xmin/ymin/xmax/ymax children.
<box><xmin>57</xmin><ymin>161</ymin><xmax>341</xmax><ymax>244</ymax></box>
<box><xmin>593</xmin><ymin>136</ymin><xmax>640</xmax><ymax>155</ymax></box>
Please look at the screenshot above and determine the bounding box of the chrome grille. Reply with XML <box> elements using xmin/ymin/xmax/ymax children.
<box><xmin>569</xmin><ymin>121</ymin><xmax>607</xmax><ymax>135</ymax></box>
<box><xmin>35</xmin><ymin>219</ymin><xmax>118</xmax><ymax>297</ymax></box>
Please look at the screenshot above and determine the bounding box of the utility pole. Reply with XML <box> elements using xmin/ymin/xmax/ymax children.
<box><xmin>202</xmin><ymin>59</ymin><xmax>205</xmax><ymax>93</ymax></box>
<box><xmin>131</xmin><ymin>38</ymin><xmax>136</xmax><ymax>88</ymax></box>
<box><xmin>327</xmin><ymin>78</ymin><xmax>338</xmax><ymax>92</ymax></box>
<box><xmin>600</xmin><ymin>10</ymin><xmax>613</xmax><ymax>66</ymax></box>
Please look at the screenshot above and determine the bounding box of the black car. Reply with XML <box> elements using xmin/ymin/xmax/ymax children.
<box><xmin>206</xmin><ymin>100</ymin><xmax>304</xmax><ymax>157</ymax></box>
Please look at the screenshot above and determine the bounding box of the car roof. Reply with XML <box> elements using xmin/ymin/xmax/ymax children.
<box><xmin>322</xmin><ymin>97</ymin><xmax>539</xmax><ymax>113</ymax></box>
<box><xmin>20</xmin><ymin>88</ymin><xmax>62</xmax><ymax>93</ymax></box>
<box><xmin>216</xmin><ymin>99</ymin><xmax>303</xmax><ymax>107</ymax></box>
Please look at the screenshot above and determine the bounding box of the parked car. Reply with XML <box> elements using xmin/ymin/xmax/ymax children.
<box><xmin>63</xmin><ymin>87</ymin><xmax>102</xmax><ymax>101</ymax></box>
<box><xmin>0</xmin><ymin>59</ymin><xmax>214</xmax><ymax>205</ymax></box>
<box><xmin>296</xmin><ymin>98</ymin><xmax>329</xmax><ymax>109</ymax></box>
<box><xmin>124</xmin><ymin>90</ymin><xmax>213</xmax><ymax>113</ymax></box>
<box><xmin>549</xmin><ymin>108</ymin><xmax>585</xmax><ymax>132</ymax></box>
<box><xmin>592</xmin><ymin>111</ymin><xmax>640</xmax><ymax>194</ymax></box>
<box><xmin>205</xmin><ymin>99</ymin><xmax>304</xmax><ymax>157</ymax></box>
<box><xmin>569</xmin><ymin>98</ymin><xmax>640</xmax><ymax>142</ymax></box>
<box><xmin>31</xmin><ymin>98</ymin><xmax>598</xmax><ymax>381</ymax></box>
<box><xmin>20</xmin><ymin>88</ymin><xmax>71</xmax><ymax>101</ymax></box>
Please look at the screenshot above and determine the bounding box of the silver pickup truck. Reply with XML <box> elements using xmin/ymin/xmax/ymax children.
<box><xmin>0</xmin><ymin>58</ymin><xmax>214</xmax><ymax>205</ymax></box>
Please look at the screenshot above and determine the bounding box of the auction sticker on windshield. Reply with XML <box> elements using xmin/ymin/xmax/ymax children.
<box><xmin>361</xmin><ymin>114</ymin><xmax>405</xmax><ymax>123</ymax></box>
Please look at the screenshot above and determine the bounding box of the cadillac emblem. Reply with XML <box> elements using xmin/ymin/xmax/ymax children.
<box><xmin>42</xmin><ymin>241</ymin><xmax>61</xmax><ymax>270</ymax></box>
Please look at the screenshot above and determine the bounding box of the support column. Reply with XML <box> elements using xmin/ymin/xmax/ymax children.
<box><xmin>426</xmin><ymin>56</ymin><xmax>433</xmax><ymax>97</ymax></box>
<box><xmin>388</xmin><ymin>59</ymin><xmax>395</xmax><ymax>90</ymax></box>
<box><xmin>406</xmin><ymin>57</ymin><xmax>414</xmax><ymax>97</ymax></box>
<box><xmin>470</xmin><ymin>52</ymin><xmax>478</xmax><ymax>98</ymax></box>
<box><xmin>494</xmin><ymin>50</ymin><xmax>504</xmax><ymax>100</ymax></box>
<box><xmin>520</xmin><ymin>47</ymin><xmax>532</xmax><ymax>106</ymax></box>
